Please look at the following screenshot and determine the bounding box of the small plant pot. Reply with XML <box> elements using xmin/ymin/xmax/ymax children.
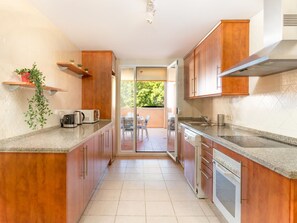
<box><xmin>21</xmin><ymin>72</ymin><xmax>31</xmax><ymax>83</ymax></box>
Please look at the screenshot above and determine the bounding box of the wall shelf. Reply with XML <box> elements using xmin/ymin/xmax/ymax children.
<box><xmin>57</xmin><ymin>62</ymin><xmax>91</xmax><ymax>77</ymax></box>
<box><xmin>2</xmin><ymin>82</ymin><xmax>66</xmax><ymax>95</ymax></box>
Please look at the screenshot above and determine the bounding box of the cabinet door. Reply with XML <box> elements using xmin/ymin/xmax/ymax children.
<box><xmin>83</xmin><ymin>138</ymin><xmax>95</xmax><ymax>207</ymax></box>
<box><xmin>66</xmin><ymin>145</ymin><xmax>84</xmax><ymax>223</ymax></box>
<box><xmin>184</xmin><ymin>140</ymin><xmax>196</xmax><ymax>190</ymax></box>
<box><xmin>184</xmin><ymin>52</ymin><xmax>195</xmax><ymax>98</ymax></box>
<box><xmin>94</xmin><ymin>131</ymin><xmax>103</xmax><ymax>186</ymax></box>
<box><xmin>201</xmin><ymin>163</ymin><xmax>213</xmax><ymax>201</ymax></box>
<box><xmin>178</xmin><ymin>126</ymin><xmax>185</xmax><ymax>167</ymax></box>
<box><xmin>103</xmin><ymin>127</ymin><xmax>112</xmax><ymax>169</ymax></box>
<box><xmin>196</xmin><ymin>44</ymin><xmax>206</xmax><ymax>96</ymax></box>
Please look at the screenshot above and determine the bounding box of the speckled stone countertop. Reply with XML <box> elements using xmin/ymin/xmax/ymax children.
<box><xmin>0</xmin><ymin>120</ymin><xmax>111</xmax><ymax>153</ymax></box>
<box><xmin>180</xmin><ymin>121</ymin><xmax>297</xmax><ymax>179</ymax></box>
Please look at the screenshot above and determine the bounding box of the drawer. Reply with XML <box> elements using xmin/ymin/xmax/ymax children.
<box><xmin>201</xmin><ymin>137</ymin><xmax>212</xmax><ymax>147</ymax></box>
<box><xmin>201</xmin><ymin>149</ymin><xmax>213</xmax><ymax>171</ymax></box>
<box><xmin>200</xmin><ymin>163</ymin><xmax>213</xmax><ymax>201</ymax></box>
<box><xmin>201</xmin><ymin>139</ymin><xmax>213</xmax><ymax>155</ymax></box>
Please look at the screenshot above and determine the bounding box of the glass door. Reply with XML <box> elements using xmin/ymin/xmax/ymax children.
<box><xmin>120</xmin><ymin>67</ymin><xmax>136</xmax><ymax>152</ymax></box>
<box><xmin>166</xmin><ymin>60</ymin><xmax>178</xmax><ymax>161</ymax></box>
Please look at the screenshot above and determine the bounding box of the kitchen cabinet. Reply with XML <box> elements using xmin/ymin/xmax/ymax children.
<box><xmin>184</xmin><ymin>20</ymin><xmax>249</xmax><ymax>98</ymax></box>
<box><xmin>0</xmin><ymin>123</ymin><xmax>113</xmax><ymax>223</ymax></box>
<box><xmin>82</xmin><ymin>51</ymin><xmax>116</xmax><ymax>119</ymax></box>
<box><xmin>212</xmin><ymin>141</ymin><xmax>296</xmax><ymax>223</ymax></box>
<box><xmin>200</xmin><ymin>137</ymin><xmax>213</xmax><ymax>201</ymax></box>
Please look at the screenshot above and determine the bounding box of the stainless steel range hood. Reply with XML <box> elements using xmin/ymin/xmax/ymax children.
<box><xmin>220</xmin><ymin>0</ymin><xmax>297</xmax><ymax>77</ymax></box>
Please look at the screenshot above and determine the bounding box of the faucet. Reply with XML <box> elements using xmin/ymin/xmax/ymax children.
<box><xmin>201</xmin><ymin>116</ymin><xmax>212</xmax><ymax>125</ymax></box>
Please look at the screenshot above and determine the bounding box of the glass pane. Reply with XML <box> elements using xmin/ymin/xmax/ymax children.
<box><xmin>216</xmin><ymin>170</ymin><xmax>236</xmax><ymax>217</ymax></box>
<box><xmin>120</xmin><ymin>68</ymin><xmax>135</xmax><ymax>152</ymax></box>
<box><xmin>135</xmin><ymin>67</ymin><xmax>167</xmax><ymax>152</ymax></box>
<box><xmin>166</xmin><ymin>62</ymin><xmax>177</xmax><ymax>159</ymax></box>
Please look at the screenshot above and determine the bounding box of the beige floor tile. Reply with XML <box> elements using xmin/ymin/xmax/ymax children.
<box><xmin>92</xmin><ymin>189</ymin><xmax>121</xmax><ymax>201</ymax></box>
<box><xmin>120</xmin><ymin>189</ymin><xmax>145</xmax><ymax>201</ymax></box>
<box><xmin>161</xmin><ymin>167</ymin><xmax>183</xmax><ymax>174</ymax></box>
<box><xmin>117</xmin><ymin>201</ymin><xmax>145</xmax><ymax>216</ymax></box>
<box><xmin>82</xmin><ymin>200</ymin><xmax>94</xmax><ymax>215</ymax></box>
<box><xmin>163</xmin><ymin>173</ymin><xmax>186</xmax><ymax>181</ymax></box>
<box><xmin>146</xmin><ymin>201</ymin><xmax>175</xmax><ymax>216</ymax></box>
<box><xmin>145</xmin><ymin>190</ymin><xmax>170</xmax><ymax>201</ymax></box>
<box><xmin>99</xmin><ymin>180</ymin><xmax>123</xmax><ymax>190</ymax></box>
<box><xmin>125</xmin><ymin>167</ymin><xmax>143</xmax><ymax>174</ymax></box>
<box><xmin>198</xmin><ymin>200</ymin><xmax>216</xmax><ymax>216</ymax></box>
<box><xmin>166</xmin><ymin>181</ymin><xmax>191</xmax><ymax>191</ymax></box>
<box><xmin>143</xmin><ymin>167</ymin><xmax>162</xmax><ymax>173</ymax></box>
<box><xmin>146</xmin><ymin>216</ymin><xmax>178</xmax><ymax>223</ymax></box>
<box><xmin>145</xmin><ymin>181</ymin><xmax>167</xmax><ymax>190</ymax></box>
<box><xmin>123</xmin><ymin>180</ymin><xmax>145</xmax><ymax>190</ymax></box>
<box><xmin>104</xmin><ymin>173</ymin><xmax>126</xmax><ymax>181</ymax></box>
<box><xmin>177</xmin><ymin>216</ymin><xmax>210</xmax><ymax>223</ymax></box>
<box><xmin>172</xmin><ymin>201</ymin><xmax>204</xmax><ymax>216</ymax></box>
<box><xmin>168</xmin><ymin>189</ymin><xmax>198</xmax><ymax>201</ymax></box>
<box><xmin>208</xmin><ymin>216</ymin><xmax>223</xmax><ymax>223</ymax></box>
<box><xmin>144</xmin><ymin>173</ymin><xmax>164</xmax><ymax>181</ymax></box>
<box><xmin>106</xmin><ymin>167</ymin><xmax>126</xmax><ymax>173</ymax></box>
<box><xmin>115</xmin><ymin>216</ymin><xmax>146</xmax><ymax>223</ymax></box>
<box><xmin>87</xmin><ymin>201</ymin><xmax>118</xmax><ymax>216</ymax></box>
<box><xmin>125</xmin><ymin>173</ymin><xmax>144</xmax><ymax>181</ymax></box>
<box><xmin>80</xmin><ymin>216</ymin><xmax>115</xmax><ymax>223</ymax></box>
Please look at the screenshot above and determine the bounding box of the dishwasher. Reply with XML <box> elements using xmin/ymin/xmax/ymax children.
<box><xmin>184</xmin><ymin>128</ymin><xmax>205</xmax><ymax>198</ymax></box>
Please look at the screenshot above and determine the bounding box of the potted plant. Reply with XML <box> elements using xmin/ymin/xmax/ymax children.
<box><xmin>15</xmin><ymin>63</ymin><xmax>53</xmax><ymax>130</ymax></box>
<box><xmin>84</xmin><ymin>68</ymin><xmax>89</xmax><ymax>73</ymax></box>
<box><xmin>70</xmin><ymin>59</ymin><xmax>75</xmax><ymax>64</ymax></box>
<box><xmin>15</xmin><ymin>68</ymin><xmax>31</xmax><ymax>83</ymax></box>
<box><xmin>77</xmin><ymin>64</ymin><xmax>83</xmax><ymax>68</ymax></box>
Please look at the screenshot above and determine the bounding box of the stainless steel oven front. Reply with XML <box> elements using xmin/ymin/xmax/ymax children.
<box><xmin>213</xmin><ymin>149</ymin><xmax>241</xmax><ymax>223</ymax></box>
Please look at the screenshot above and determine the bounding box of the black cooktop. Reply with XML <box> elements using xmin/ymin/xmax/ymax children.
<box><xmin>219</xmin><ymin>135</ymin><xmax>291</xmax><ymax>148</ymax></box>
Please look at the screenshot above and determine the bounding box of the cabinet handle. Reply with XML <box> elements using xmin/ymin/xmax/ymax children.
<box><xmin>201</xmin><ymin>142</ymin><xmax>210</xmax><ymax>148</ymax></box>
<box><xmin>201</xmin><ymin>156</ymin><xmax>210</xmax><ymax>164</ymax></box>
<box><xmin>216</xmin><ymin>66</ymin><xmax>221</xmax><ymax>89</ymax></box>
<box><xmin>201</xmin><ymin>169</ymin><xmax>210</xmax><ymax>180</ymax></box>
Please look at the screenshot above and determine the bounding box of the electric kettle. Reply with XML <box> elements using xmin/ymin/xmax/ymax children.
<box><xmin>74</xmin><ymin>111</ymin><xmax>85</xmax><ymax>125</ymax></box>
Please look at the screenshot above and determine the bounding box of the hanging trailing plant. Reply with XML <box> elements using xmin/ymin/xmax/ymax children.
<box><xmin>15</xmin><ymin>63</ymin><xmax>53</xmax><ymax>130</ymax></box>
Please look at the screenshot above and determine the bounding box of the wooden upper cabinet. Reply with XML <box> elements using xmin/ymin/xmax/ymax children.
<box><xmin>82</xmin><ymin>51</ymin><xmax>116</xmax><ymax>119</ymax></box>
<box><xmin>184</xmin><ymin>51</ymin><xmax>195</xmax><ymax>98</ymax></box>
<box><xmin>184</xmin><ymin>20</ymin><xmax>249</xmax><ymax>98</ymax></box>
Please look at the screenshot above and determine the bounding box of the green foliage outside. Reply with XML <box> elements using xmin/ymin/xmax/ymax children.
<box><xmin>121</xmin><ymin>81</ymin><xmax>164</xmax><ymax>108</ymax></box>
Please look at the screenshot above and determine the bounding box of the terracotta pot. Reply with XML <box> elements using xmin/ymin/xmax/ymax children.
<box><xmin>21</xmin><ymin>72</ymin><xmax>31</xmax><ymax>83</ymax></box>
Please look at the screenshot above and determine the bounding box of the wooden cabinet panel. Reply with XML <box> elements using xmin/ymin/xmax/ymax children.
<box><xmin>82</xmin><ymin>51</ymin><xmax>116</xmax><ymax>119</ymax></box>
<box><xmin>184</xmin><ymin>140</ymin><xmax>196</xmax><ymax>190</ymax></box>
<box><xmin>177</xmin><ymin>125</ymin><xmax>185</xmax><ymax>166</ymax></box>
<box><xmin>201</xmin><ymin>149</ymin><xmax>213</xmax><ymax>171</ymax></box>
<box><xmin>184</xmin><ymin>52</ymin><xmax>195</xmax><ymax>98</ymax></box>
<box><xmin>201</xmin><ymin>162</ymin><xmax>213</xmax><ymax>201</ymax></box>
<box><xmin>184</xmin><ymin>20</ymin><xmax>249</xmax><ymax>98</ymax></box>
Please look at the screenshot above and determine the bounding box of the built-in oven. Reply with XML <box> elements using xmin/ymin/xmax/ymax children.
<box><xmin>213</xmin><ymin>149</ymin><xmax>241</xmax><ymax>223</ymax></box>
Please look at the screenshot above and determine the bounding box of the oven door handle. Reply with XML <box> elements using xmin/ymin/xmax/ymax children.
<box><xmin>214</xmin><ymin>160</ymin><xmax>240</xmax><ymax>183</ymax></box>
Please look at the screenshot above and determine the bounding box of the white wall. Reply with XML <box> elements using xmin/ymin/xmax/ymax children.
<box><xmin>0</xmin><ymin>0</ymin><xmax>82</xmax><ymax>140</ymax></box>
<box><xmin>201</xmin><ymin>10</ymin><xmax>297</xmax><ymax>138</ymax></box>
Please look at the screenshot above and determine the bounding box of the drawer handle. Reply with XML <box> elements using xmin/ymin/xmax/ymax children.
<box><xmin>201</xmin><ymin>156</ymin><xmax>210</xmax><ymax>164</ymax></box>
<box><xmin>201</xmin><ymin>170</ymin><xmax>210</xmax><ymax>180</ymax></box>
<box><xmin>201</xmin><ymin>142</ymin><xmax>210</xmax><ymax>148</ymax></box>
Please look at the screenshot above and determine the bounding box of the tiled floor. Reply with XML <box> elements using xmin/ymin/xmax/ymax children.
<box><xmin>79</xmin><ymin>157</ymin><xmax>224</xmax><ymax>223</ymax></box>
<box><xmin>121</xmin><ymin>128</ymin><xmax>167</xmax><ymax>152</ymax></box>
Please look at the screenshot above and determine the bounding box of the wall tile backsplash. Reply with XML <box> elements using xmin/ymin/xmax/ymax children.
<box><xmin>202</xmin><ymin>69</ymin><xmax>297</xmax><ymax>138</ymax></box>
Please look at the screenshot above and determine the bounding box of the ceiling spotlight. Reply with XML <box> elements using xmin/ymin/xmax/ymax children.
<box><xmin>146</xmin><ymin>0</ymin><xmax>156</xmax><ymax>24</ymax></box>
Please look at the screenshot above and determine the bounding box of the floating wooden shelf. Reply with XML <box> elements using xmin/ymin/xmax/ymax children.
<box><xmin>2</xmin><ymin>82</ymin><xmax>66</xmax><ymax>95</ymax></box>
<box><xmin>57</xmin><ymin>62</ymin><xmax>91</xmax><ymax>77</ymax></box>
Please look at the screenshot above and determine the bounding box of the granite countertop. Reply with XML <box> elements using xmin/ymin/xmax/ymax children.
<box><xmin>180</xmin><ymin>121</ymin><xmax>297</xmax><ymax>179</ymax></box>
<box><xmin>0</xmin><ymin>120</ymin><xmax>112</xmax><ymax>153</ymax></box>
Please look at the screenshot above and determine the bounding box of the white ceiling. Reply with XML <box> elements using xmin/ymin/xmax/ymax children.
<box><xmin>27</xmin><ymin>0</ymin><xmax>263</xmax><ymax>60</ymax></box>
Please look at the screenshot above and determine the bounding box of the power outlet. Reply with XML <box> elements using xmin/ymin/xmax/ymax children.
<box><xmin>226</xmin><ymin>115</ymin><xmax>233</xmax><ymax>122</ymax></box>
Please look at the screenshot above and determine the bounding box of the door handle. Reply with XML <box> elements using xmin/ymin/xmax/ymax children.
<box><xmin>85</xmin><ymin>145</ymin><xmax>88</xmax><ymax>177</ymax></box>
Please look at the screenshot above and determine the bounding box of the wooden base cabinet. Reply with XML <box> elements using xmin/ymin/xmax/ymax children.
<box><xmin>0</xmin><ymin>123</ymin><xmax>113</xmax><ymax>223</ymax></box>
<box><xmin>212</xmin><ymin>141</ymin><xmax>297</xmax><ymax>223</ymax></box>
<box><xmin>184</xmin><ymin>20</ymin><xmax>250</xmax><ymax>99</ymax></box>
<box><xmin>200</xmin><ymin>137</ymin><xmax>213</xmax><ymax>201</ymax></box>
